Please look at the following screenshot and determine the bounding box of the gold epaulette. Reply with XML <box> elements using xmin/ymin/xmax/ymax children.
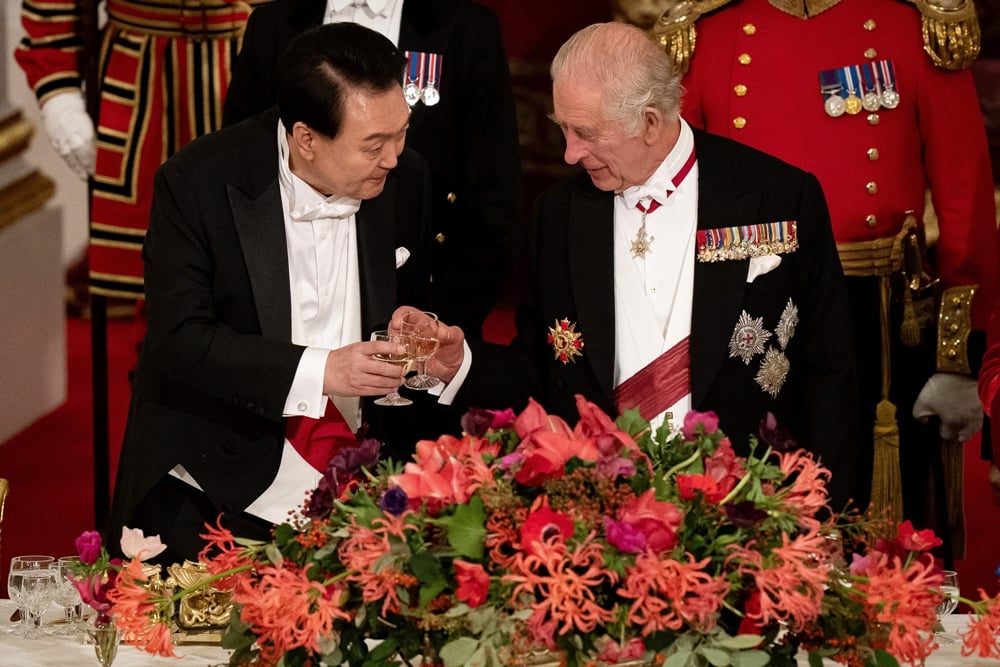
<box><xmin>937</xmin><ymin>284</ymin><xmax>978</xmax><ymax>374</ymax></box>
<box><xmin>904</xmin><ymin>0</ymin><xmax>981</xmax><ymax>71</ymax></box>
<box><xmin>648</xmin><ymin>0</ymin><xmax>735</xmax><ymax>76</ymax></box>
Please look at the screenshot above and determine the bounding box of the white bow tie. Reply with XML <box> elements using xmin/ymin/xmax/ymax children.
<box><xmin>329</xmin><ymin>0</ymin><xmax>389</xmax><ymax>15</ymax></box>
<box><xmin>289</xmin><ymin>196</ymin><xmax>361</xmax><ymax>222</ymax></box>
<box><xmin>621</xmin><ymin>184</ymin><xmax>669</xmax><ymax>211</ymax></box>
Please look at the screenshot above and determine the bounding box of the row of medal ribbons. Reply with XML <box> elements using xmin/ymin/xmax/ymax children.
<box><xmin>403</xmin><ymin>51</ymin><xmax>443</xmax><ymax>107</ymax></box>
<box><xmin>818</xmin><ymin>59</ymin><xmax>899</xmax><ymax>118</ymax></box>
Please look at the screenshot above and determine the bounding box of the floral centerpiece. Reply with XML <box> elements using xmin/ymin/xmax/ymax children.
<box><xmin>79</xmin><ymin>397</ymin><xmax>1000</xmax><ymax>666</ymax></box>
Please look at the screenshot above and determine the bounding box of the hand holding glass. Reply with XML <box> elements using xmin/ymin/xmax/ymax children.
<box><xmin>400</xmin><ymin>311</ymin><xmax>441</xmax><ymax>390</ymax></box>
<box><xmin>370</xmin><ymin>330</ymin><xmax>413</xmax><ymax>406</ymax></box>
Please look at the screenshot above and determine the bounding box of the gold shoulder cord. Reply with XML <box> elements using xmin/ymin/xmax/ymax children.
<box><xmin>649</xmin><ymin>0</ymin><xmax>735</xmax><ymax>75</ymax></box>
<box><xmin>906</xmin><ymin>0</ymin><xmax>981</xmax><ymax>70</ymax></box>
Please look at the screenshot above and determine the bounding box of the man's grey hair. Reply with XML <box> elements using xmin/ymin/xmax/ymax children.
<box><xmin>550</xmin><ymin>22</ymin><xmax>682</xmax><ymax>136</ymax></box>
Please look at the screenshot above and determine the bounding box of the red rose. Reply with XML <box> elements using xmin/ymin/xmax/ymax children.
<box><xmin>453</xmin><ymin>560</ymin><xmax>490</xmax><ymax>608</ymax></box>
<box><xmin>618</xmin><ymin>489</ymin><xmax>682</xmax><ymax>553</ymax></box>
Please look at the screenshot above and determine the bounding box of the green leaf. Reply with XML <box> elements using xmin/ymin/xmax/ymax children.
<box><xmin>435</xmin><ymin>495</ymin><xmax>487</xmax><ymax>559</ymax></box>
<box><xmin>664</xmin><ymin>647</ymin><xmax>694</xmax><ymax>667</ymax></box>
<box><xmin>700</xmin><ymin>646</ymin><xmax>731</xmax><ymax>666</ymax></box>
<box><xmin>715</xmin><ymin>634</ymin><xmax>764</xmax><ymax>650</ymax></box>
<box><xmin>409</xmin><ymin>549</ymin><xmax>443</xmax><ymax>584</ymax></box>
<box><xmin>807</xmin><ymin>653</ymin><xmax>825</xmax><ymax>667</ymax></box>
<box><xmin>872</xmin><ymin>650</ymin><xmax>901</xmax><ymax>667</ymax></box>
<box><xmin>440</xmin><ymin>637</ymin><xmax>481</xmax><ymax>667</ymax></box>
<box><xmin>728</xmin><ymin>650</ymin><xmax>770</xmax><ymax>667</ymax></box>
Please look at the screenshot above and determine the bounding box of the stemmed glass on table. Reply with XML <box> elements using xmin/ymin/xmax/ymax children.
<box><xmin>400</xmin><ymin>311</ymin><xmax>441</xmax><ymax>390</ymax></box>
<box><xmin>8</xmin><ymin>555</ymin><xmax>54</xmax><ymax>636</ymax></box>
<box><xmin>8</xmin><ymin>555</ymin><xmax>57</xmax><ymax>639</ymax></box>
<box><xmin>934</xmin><ymin>569</ymin><xmax>960</xmax><ymax>645</ymax></box>
<box><xmin>370</xmin><ymin>330</ymin><xmax>414</xmax><ymax>406</ymax></box>
<box><xmin>52</xmin><ymin>555</ymin><xmax>86</xmax><ymax>636</ymax></box>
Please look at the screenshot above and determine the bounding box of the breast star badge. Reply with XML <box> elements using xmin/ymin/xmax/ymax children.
<box><xmin>728</xmin><ymin>311</ymin><xmax>772</xmax><ymax>365</ymax></box>
<box><xmin>547</xmin><ymin>318</ymin><xmax>584</xmax><ymax>364</ymax></box>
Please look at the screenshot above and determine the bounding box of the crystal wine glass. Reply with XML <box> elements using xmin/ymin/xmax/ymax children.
<box><xmin>18</xmin><ymin>564</ymin><xmax>57</xmax><ymax>639</ymax></box>
<box><xmin>7</xmin><ymin>555</ymin><xmax>54</xmax><ymax>636</ymax></box>
<box><xmin>934</xmin><ymin>569</ymin><xmax>960</xmax><ymax>644</ymax></box>
<box><xmin>400</xmin><ymin>310</ymin><xmax>441</xmax><ymax>390</ymax></box>
<box><xmin>52</xmin><ymin>556</ymin><xmax>86</xmax><ymax>636</ymax></box>
<box><xmin>370</xmin><ymin>330</ymin><xmax>414</xmax><ymax>406</ymax></box>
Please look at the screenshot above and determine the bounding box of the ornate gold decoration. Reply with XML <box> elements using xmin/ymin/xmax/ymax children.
<box><xmin>0</xmin><ymin>110</ymin><xmax>34</xmax><ymax>165</ymax></box>
<box><xmin>648</xmin><ymin>1</ymin><xmax>734</xmax><ymax>75</ymax></box>
<box><xmin>0</xmin><ymin>171</ymin><xmax>56</xmax><ymax>234</ymax></box>
<box><xmin>547</xmin><ymin>318</ymin><xmax>584</xmax><ymax>364</ymax></box>
<box><xmin>935</xmin><ymin>284</ymin><xmax>977</xmax><ymax>374</ymax></box>
<box><xmin>767</xmin><ymin>0</ymin><xmax>842</xmax><ymax>18</ymax></box>
<box><xmin>907</xmin><ymin>0</ymin><xmax>981</xmax><ymax>70</ymax></box>
<box><xmin>166</xmin><ymin>560</ymin><xmax>234</xmax><ymax>632</ymax></box>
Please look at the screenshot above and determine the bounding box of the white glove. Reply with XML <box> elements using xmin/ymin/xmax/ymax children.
<box><xmin>40</xmin><ymin>91</ymin><xmax>95</xmax><ymax>180</ymax></box>
<box><xmin>913</xmin><ymin>372</ymin><xmax>984</xmax><ymax>442</ymax></box>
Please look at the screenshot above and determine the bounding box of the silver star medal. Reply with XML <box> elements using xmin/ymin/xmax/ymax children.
<box><xmin>755</xmin><ymin>347</ymin><xmax>790</xmax><ymax>397</ymax></box>
<box><xmin>776</xmin><ymin>299</ymin><xmax>799</xmax><ymax>350</ymax></box>
<box><xmin>729</xmin><ymin>310</ymin><xmax>772</xmax><ymax>364</ymax></box>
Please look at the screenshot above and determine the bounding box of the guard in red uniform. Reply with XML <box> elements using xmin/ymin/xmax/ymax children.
<box><xmin>647</xmin><ymin>0</ymin><xmax>995</xmax><ymax>561</ymax></box>
<box><xmin>15</xmin><ymin>0</ymin><xmax>270</xmax><ymax>303</ymax></box>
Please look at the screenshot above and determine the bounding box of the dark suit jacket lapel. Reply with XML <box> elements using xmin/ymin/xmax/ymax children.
<box><xmin>357</xmin><ymin>180</ymin><xmax>398</xmax><ymax>333</ymax></box>
<box><xmin>400</xmin><ymin>1</ymin><xmax>452</xmax><ymax>51</ymax></box>
<box><xmin>690</xmin><ymin>132</ymin><xmax>758</xmax><ymax>407</ymax></box>
<box><xmin>568</xmin><ymin>181</ymin><xmax>616</xmax><ymax>403</ymax></box>
<box><xmin>229</xmin><ymin>116</ymin><xmax>292</xmax><ymax>342</ymax></box>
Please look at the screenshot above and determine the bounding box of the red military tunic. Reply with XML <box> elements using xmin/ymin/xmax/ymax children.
<box><xmin>16</xmin><ymin>0</ymin><xmax>270</xmax><ymax>299</ymax></box>
<box><xmin>681</xmin><ymin>0</ymin><xmax>996</xmax><ymax>329</ymax></box>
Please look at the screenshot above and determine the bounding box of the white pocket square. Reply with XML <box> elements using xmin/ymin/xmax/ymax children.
<box><xmin>395</xmin><ymin>247</ymin><xmax>410</xmax><ymax>269</ymax></box>
<box><xmin>747</xmin><ymin>254</ymin><xmax>781</xmax><ymax>283</ymax></box>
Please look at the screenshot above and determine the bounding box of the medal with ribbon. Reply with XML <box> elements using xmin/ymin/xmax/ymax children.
<box><xmin>877</xmin><ymin>59</ymin><xmax>899</xmax><ymax>109</ymax></box>
<box><xmin>696</xmin><ymin>220</ymin><xmax>798</xmax><ymax>262</ymax></box>
<box><xmin>403</xmin><ymin>51</ymin><xmax>444</xmax><ymax>107</ymax></box>
<box><xmin>818</xmin><ymin>69</ymin><xmax>845</xmax><ymax>118</ymax></box>
<box><xmin>403</xmin><ymin>51</ymin><xmax>422</xmax><ymax>106</ymax></box>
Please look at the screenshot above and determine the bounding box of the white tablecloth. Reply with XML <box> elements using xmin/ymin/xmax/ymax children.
<box><xmin>0</xmin><ymin>600</ymin><xmax>995</xmax><ymax>666</ymax></box>
<box><xmin>0</xmin><ymin>600</ymin><xmax>230</xmax><ymax>666</ymax></box>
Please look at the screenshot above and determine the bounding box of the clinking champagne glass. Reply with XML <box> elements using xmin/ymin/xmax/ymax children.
<box><xmin>400</xmin><ymin>310</ymin><xmax>441</xmax><ymax>390</ymax></box>
<box><xmin>8</xmin><ymin>555</ymin><xmax>54</xmax><ymax>637</ymax></box>
<box><xmin>934</xmin><ymin>569</ymin><xmax>960</xmax><ymax>645</ymax></box>
<box><xmin>370</xmin><ymin>330</ymin><xmax>414</xmax><ymax>406</ymax></box>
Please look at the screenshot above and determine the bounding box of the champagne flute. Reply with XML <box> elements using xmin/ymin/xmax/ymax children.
<box><xmin>8</xmin><ymin>555</ymin><xmax>54</xmax><ymax>636</ymax></box>
<box><xmin>934</xmin><ymin>569</ymin><xmax>960</xmax><ymax>644</ymax></box>
<box><xmin>400</xmin><ymin>310</ymin><xmax>441</xmax><ymax>390</ymax></box>
<box><xmin>370</xmin><ymin>330</ymin><xmax>414</xmax><ymax>406</ymax></box>
<box><xmin>52</xmin><ymin>556</ymin><xmax>86</xmax><ymax>636</ymax></box>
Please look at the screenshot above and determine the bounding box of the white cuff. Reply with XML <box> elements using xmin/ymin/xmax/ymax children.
<box><xmin>283</xmin><ymin>347</ymin><xmax>329</xmax><ymax>418</ymax></box>
<box><xmin>431</xmin><ymin>340</ymin><xmax>472</xmax><ymax>405</ymax></box>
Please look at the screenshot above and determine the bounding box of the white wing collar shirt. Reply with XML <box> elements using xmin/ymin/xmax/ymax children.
<box><xmin>243</xmin><ymin>121</ymin><xmax>365</xmax><ymax>522</ymax></box>
<box><xmin>325</xmin><ymin>0</ymin><xmax>404</xmax><ymax>45</ymax></box>
<box><xmin>613</xmin><ymin>118</ymin><xmax>699</xmax><ymax>431</ymax></box>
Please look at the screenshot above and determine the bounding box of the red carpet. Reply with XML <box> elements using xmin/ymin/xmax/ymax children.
<box><xmin>1</xmin><ymin>311</ymin><xmax>997</xmax><ymax>603</ymax></box>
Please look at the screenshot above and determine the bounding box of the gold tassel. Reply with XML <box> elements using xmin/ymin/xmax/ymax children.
<box><xmin>899</xmin><ymin>290</ymin><xmax>921</xmax><ymax>347</ymax></box>
<box><xmin>871</xmin><ymin>399</ymin><xmax>903</xmax><ymax>524</ymax></box>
